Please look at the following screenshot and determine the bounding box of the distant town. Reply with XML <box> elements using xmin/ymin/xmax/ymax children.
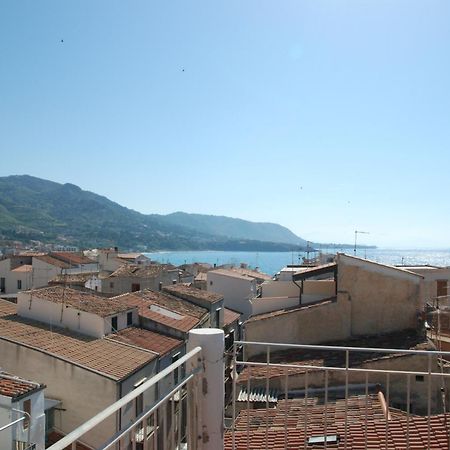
<box><xmin>1</xmin><ymin>244</ymin><xmax>450</xmax><ymax>449</ymax></box>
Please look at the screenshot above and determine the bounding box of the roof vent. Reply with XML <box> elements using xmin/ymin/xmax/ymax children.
<box><xmin>307</xmin><ymin>435</ymin><xmax>340</xmax><ymax>446</ymax></box>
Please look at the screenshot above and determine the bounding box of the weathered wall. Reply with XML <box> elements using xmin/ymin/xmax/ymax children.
<box><xmin>338</xmin><ymin>256</ymin><xmax>422</xmax><ymax>336</ymax></box>
<box><xmin>0</xmin><ymin>340</ymin><xmax>117</xmax><ymax>448</ymax></box>
<box><xmin>244</xmin><ymin>299</ymin><xmax>351</xmax><ymax>358</ymax></box>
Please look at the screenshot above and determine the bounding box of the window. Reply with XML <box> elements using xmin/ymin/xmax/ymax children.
<box><xmin>111</xmin><ymin>316</ymin><xmax>118</xmax><ymax>332</ymax></box>
<box><xmin>209</xmin><ymin>281</ymin><xmax>213</xmax><ymax>286</ymax></box>
<box><xmin>131</xmin><ymin>283</ymin><xmax>141</xmax><ymax>292</ymax></box>
<box><xmin>23</xmin><ymin>399</ymin><xmax>31</xmax><ymax>430</ymax></box>
<box><xmin>17</xmin><ymin>279</ymin><xmax>22</xmax><ymax>290</ymax></box>
<box><xmin>416</xmin><ymin>375</ymin><xmax>424</xmax><ymax>382</ymax></box>
<box><xmin>127</xmin><ymin>311</ymin><xmax>133</xmax><ymax>326</ymax></box>
<box><xmin>109</xmin><ymin>282</ymin><xmax>114</xmax><ymax>289</ymax></box>
<box><xmin>0</xmin><ymin>277</ymin><xmax>5</xmax><ymax>293</ymax></box>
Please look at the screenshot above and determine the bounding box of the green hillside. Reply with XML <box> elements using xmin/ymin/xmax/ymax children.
<box><xmin>0</xmin><ymin>175</ymin><xmax>308</xmax><ymax>251</ymax></box>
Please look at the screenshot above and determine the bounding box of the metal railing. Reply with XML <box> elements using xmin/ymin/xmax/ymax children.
<box><xmin>229</xmin><ymin>340</ymin><xmax>450</xmax><ymax>450</ymax></box>
<box><xmin>47</xmin><ymin>346</ymin><xmax>203</xmax><ymax>450</ymax></box>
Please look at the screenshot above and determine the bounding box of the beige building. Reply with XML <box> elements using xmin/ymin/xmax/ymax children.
<box><xmin>0</xmin><ymin>299</ymin><xmax>158</xmax><ymax>449</ymax></box>
<box><xmin>102</xmin><ymin>264</ymin><xmax>187</xmax><ymax>295</ymax></box>
<box><xmin>245</xmin><ymin>254</ymin><xmax>424</xmax><ymax>357</ymax></box>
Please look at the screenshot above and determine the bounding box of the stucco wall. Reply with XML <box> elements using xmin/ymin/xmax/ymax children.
<box><xmin>245</xmin><ymin>255</ymin><xmax>423</xmax><ymax>358</ymax></box>
<box><xmin>338</xmin><ymin>257</ymin><xmax>421</xmax><ymax>336</ymax></box>
<box><xmin>245</xmin><ymin>299</ymin><xmax>351</xmax><ymax>357</ymax></box>
<box><xmin>0</xmin><ymin>340</ymin><xmax>117</xmax><ymax>448</ymax></box>
<box><xmin>207</xmin><ymin>272</ymin><xmax>256</xmax><ymax>319</ymax></box>
<box><xmin>17</xmin><ymin>294</ymin><xmax>105</xmax><ymax>338</ymax></box>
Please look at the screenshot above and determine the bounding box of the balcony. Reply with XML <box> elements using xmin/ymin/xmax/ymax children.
<box><xmin>46</xmin><ymin>329</ymin><xmax>450</xmax><ymax>450</ymax></box>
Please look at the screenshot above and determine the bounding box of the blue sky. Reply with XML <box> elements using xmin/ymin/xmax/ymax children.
<box><xmin>1</xmin><ymin>1</ymin><xmax>450</xmax><ymax>248</ymax></box>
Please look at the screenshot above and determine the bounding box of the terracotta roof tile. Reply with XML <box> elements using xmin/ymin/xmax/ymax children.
<box><xmin>11</xmin><ymin>265</ymin><xmax>33</xmax><ymax>273</ymax></box>
<box><xmin>34</xmin><ymin>255</ymin><xmax>71</xmax><ymax>269</ymax></box>
<box><xmin>108</xmin><ymin>327</ymin><xmax>182</xmax><ymax>356</ymax></box>
<box><xmin>27</xmin><ymin>286</ymin><xmax>133</xmax><ymax>317</ymax></box>
<box><xmin>50</xmin><ymin>252</ymin><xmax>96</xmax><ymax>266</ymax></box>
<box><xmin>110</xmin><ymin>264</ymin><xmax>176</xmax><ymax>278</ymax></box>
<box><xmin>114</xmin><ymin>290</ymin><xmax>208</xmax><ymax>332</ymax></box>
<box><xmin>238</xmin><ymin>330</ymin><xmax>432</xmax><ymax>384</ymax></box>
<box><xmin>0</xmin><ymin>300</ymin><xmax>155</xmax><ymax>381</ymax></box>
<box><xmin>224</xmin><ymin>308</ymin><xmax>241</xmax><ymax>327</ymax></box>
<box><xmin>225</xmin><ymin>395</ymin><xmax>450</xmax><ymax>449</ymax></box>
<box><xmin>0</xmin><ymin>372</ymin><xmax>44</xmax><ymax>399</ymax></box>
<box><xmin>163</xmin><ymin>284</ymin><xmax>223</xmax><ymax>304</ymax></box>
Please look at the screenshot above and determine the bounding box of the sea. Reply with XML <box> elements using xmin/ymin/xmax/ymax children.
<box><xmin>144</xmin><ymin>248</ymin><xmax>450</xmax><ymax>276</ymax></box>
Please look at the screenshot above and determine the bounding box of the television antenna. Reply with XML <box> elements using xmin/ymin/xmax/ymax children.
<box><xmin>354</xmin><ymin>230</ymin><xmax>369</xmax><ymax>256</ymax></box>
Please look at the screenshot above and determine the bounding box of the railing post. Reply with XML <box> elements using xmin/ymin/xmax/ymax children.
<box><xmin>187</xmin><ymin>328</ymin><xmax>225</xmax><ymax>450</ymax></box>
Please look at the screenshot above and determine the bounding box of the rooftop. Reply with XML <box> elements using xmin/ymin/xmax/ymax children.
<box><xmin>107</xmin><ymin>327</ymin><xmax>182</xmax><ymax>356</ymax></box>
<box><xmin>0</xmin><ymin>300</ymin><xmax>156</xmax><ymax>381</ymax></box>
<box><xmin>110</xmin><ymin>264</ymin><xmax>176</xmax><ymax>278</ymax></box>
<box><xmin>209</xmin><ymin>268</ymin><xmax>258</xmax><ymax>281</ymax></box>
<box><xmin>224</xmin><ymin>307</ymin><xmax>241</xmax><ymax>327</ymax></box>
<box><xmin>34</xmin><ymin>254</ymin><xmax>71</xmax><ymax>269</ymax></box>
<box><xmin>163</xmin><ymin>283</ymin><xmax>223</xmax><ymax>303</ymax></box>
<box><xmin>114</xmin><ymin>290</ymin><xmax>208</xmax><ymax>332</ymax></box>
<box><xmin>226</xmin><ymin>394</ymin><xmax>450</xmax><ymax>449</ymax></box>
<box><xmin>238</xmin><ymin>330</ymin><xmax>432</xmax><ymax>383</ymax></box>
<box><xmin>11</xmin><ymin>264</ymin><xmax>33</xmax><ymax>273</ymax></box>
<box><xmin>50</xmin><ymin>252</ymin><xmax>96</xmax><ymax>266</ymax></box>
<box><xmin>26</xmin><ymin>286</ymin><xmax>134</xmax><ymax>317</ymax></box>
<box><xmin>49</xmin><ymin>272</ymin><xmax>98</xmax><ymax>285</ymax></box>
<box><xmin>246</xmin><ymin>297</ymin><xmax>336</xmax><ymax>323</ymax></box>
<box><xmin>0</xmin><ymin>372</ymin><xmax>44</xmax><ymax>400</ymax></box>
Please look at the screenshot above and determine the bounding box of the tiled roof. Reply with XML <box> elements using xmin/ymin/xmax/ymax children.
<box><xmin>27</xmin><ymin>286</ymin><xmax>133</xmax><ymax>317</ymax></box>
<box><xmin>246</xmin><ymin>297</ymin><xmax>335</xmax><ymax>323</ymax></box>
<box><xmin>0</xmin><ymin>300</ymin><xmax>156</xmax><ymax>381</ymax></box>
<box><xmin>114</xmin><ymin>290</ymin><xmax>208</xmax><ymax>332</ymax></box>
<box><xmin>0</xmin><ymin>372</ymin><xmax>44</xmax><ymax>399</ymax></box>
<box><xmin>224</xmin><ymin>308</ymin><xmax>241</xmax><ymax>327</ymax></box>
<box><xmin>50</xmin><ymin>252</ymin><xmax>96</xmax><ymax>266</ymax></box>
<box><xmin>117</xmin><ymin>253</ymin><xmax>145</xmax><ymax>260</ymax></box>
<box><xmin>110</xmin><ymin>264</ymin><xmax>176</xmax><ymax>278</ymax></box>
<box><xmin>34</xmin><ymin>255</ymin><xmax>71</xmax><ymax>269</ymax></box>
<box><xmin>163</xmin><ymin>284</ymin><xmax>223</xmax><ymax>304</ymax></box>
<box><xmin>49</xmin><ymin>272</ymin><xmax>98</xmax><ymax>285</ymax></box>
<box><xmin>108</xmin><ymin>327</ymin><xmax>182</xmax><ymax>356</ymax></box>
<box><xmin>209</xmin><ymin>268</ymin><xmax>255</xmax><ymax>281</ymax></box>
<box><xmin>238</xmin><ymin>330</ymin><xmax>432</xmax><ymax>384</ymax></box>
<box><xmin>226</xmin><ymin>395</ymin><xmax>450</xmax><ymax>449</ymax></box>
<box><xmin>11</xmin><ymin>264</ymin><xmax>33</xmax><ymax>273</ymax></box>
<box><xmin>231</xmin><ymin>267</ymin><xmax>272</xmax><ymax>281</ymax></box>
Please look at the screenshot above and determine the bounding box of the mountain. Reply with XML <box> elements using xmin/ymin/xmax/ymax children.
<box><xmin>159</xmin><ymin>212</ymin><xmax>306</xmax><ymax>246</ymax></box>
<box><xmin>0</xmin><ymin>175</ymin><xmax>308</xmax><ymax>251</ymax></box>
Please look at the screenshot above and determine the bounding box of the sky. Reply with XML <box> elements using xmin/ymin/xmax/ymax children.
<box><xmin>1</xmin><ymin>1</ymin><xmax>450</xmax><ymax>248</ymax></box>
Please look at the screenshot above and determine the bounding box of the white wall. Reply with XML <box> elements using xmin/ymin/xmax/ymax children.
<box><xmin>17</xmin><ymin>293</ymin><xmax>106</xmax><ymax>338</ymax></box>
<box><xmin>207</xmin><ymin>272</ymin><xmax>256</xmax><ymax>320</ymax></box>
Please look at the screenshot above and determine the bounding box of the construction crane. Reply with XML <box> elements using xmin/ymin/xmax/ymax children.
<box><xmin>354</xmin><ymin>230</ymin><xmax>369</xmax><ymax>256</ymax></box>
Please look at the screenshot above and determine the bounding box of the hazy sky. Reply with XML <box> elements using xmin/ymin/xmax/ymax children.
<box><xmin>1</xmin><ymin>1</ymin><xmax>450</xmax><ymax>248</ymax></box>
